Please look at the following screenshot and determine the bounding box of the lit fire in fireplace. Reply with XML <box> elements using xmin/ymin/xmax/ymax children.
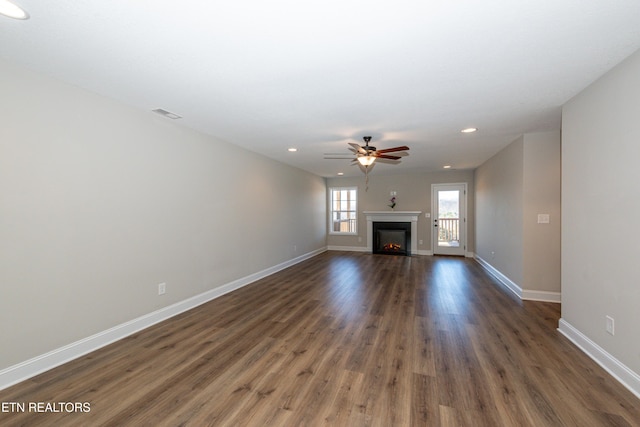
<box><xmin>383</xmin><ymin>243</ymin><xmax>402</xmax><ymax>252</ymax></box>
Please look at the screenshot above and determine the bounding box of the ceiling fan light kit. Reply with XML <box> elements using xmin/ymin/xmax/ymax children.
<box><xmin>357</xmin><ymin>155</ymin><xmax>376</xmax><ymax>166</ymax></box>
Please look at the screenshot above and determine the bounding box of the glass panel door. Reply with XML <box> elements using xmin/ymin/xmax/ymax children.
<box><xmin>432</xmin><ymin>184</ymin><xmax>466</xmax><ymax>256</ymax></box>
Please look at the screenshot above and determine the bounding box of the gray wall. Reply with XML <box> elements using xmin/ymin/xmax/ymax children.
<box><xmin>522</xmin><ymin>131</ymin><xmax>561</xmax><ymax>293</ymax></box>
<box><xmin>475</xmin><ymin>137</ymin><xmax>525</xmax><ymax>285</ymax></box>
<box><xmin>0</xmin><ymin>59</ymin><xmax>327</xmax><ymax>370</ymax></box>
<box><xmin>562</xmin><ymin>49</ymin><xmax>640</xmax><ymax>375</ymax></box>
<box><xmin>326</xmin><ymin>169</ymin><xmax>475</xmax><ymax>254</ymax></box>
<box><xmin>475</xmin><ymin>131</ymin><xmax>561</xmax><ymax>296</ymax></box>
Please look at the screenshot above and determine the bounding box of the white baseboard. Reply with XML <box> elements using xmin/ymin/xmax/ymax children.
<box><xmin>327</xmin><ymin>245</ymin><xmax>368</xmax><ymax>252</ymax></box>
<box><xmin>474</xmin><ymin>256</ymin><xmax>523</xmax><ymax>299</ymax></box>
<box><xmin>522</xmin><ymin>289</ymin><xmax>562</xmax><ymax>303</ymax></box>
<box><xmin>558</xmin><ymin>319</ymin><xmax>640</xmax><ymax>399</ymax></box>
<box><xmin>0</xmin><ymin>247</ymin><xmax>327</xmax><ymax>391</ymax></box>
<box><xmin>474</xmin><ymin>256</ymin><xmax>560</xmax><ymax>303</ymax></box>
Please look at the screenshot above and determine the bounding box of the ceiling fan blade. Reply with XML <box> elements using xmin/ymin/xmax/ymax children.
<box><xmin>349</xmin><ymin>142</ymin><xmax>367</xmax><ymax>154</ymax></box>
<box><xmin>324</xmin><ymin>157</ymin><xmax>354</xmax><ymax>160</ymax></box>
<box><xmin>376</xmin><ymin>146</ymin><xmax>410</xmax><ymax>154</ymax></box>
<box><xmin>375</xmin><ymin>154</ymin><xmax>401</xmax><ymax>160</ymax></box>
<box><xmin>376</xmin><ymin>151</ymin><xmax>408</xmax><ymax>157</ymax></box>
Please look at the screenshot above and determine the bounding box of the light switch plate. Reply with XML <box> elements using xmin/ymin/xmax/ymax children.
<box><xmin>537</xmin><ymin>214</ymin><xmax>550</xmax><ymax>224</ymax></box>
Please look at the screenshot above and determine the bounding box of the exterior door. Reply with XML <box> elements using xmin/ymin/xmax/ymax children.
<box><xmin>432</xmin><ymin>183</ymin><xmax>466</xmax><ymax>256</ymax></box>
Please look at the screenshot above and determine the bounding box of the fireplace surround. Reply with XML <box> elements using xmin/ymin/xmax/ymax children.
<box><xmin>363</xmin><ymin>211</ymin><xmax>421</xmax><ymax>256</ymax></box>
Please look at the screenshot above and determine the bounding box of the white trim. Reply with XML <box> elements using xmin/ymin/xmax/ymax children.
<box><xmin>522</xmin><ymin>289</ymin><xmax>561</xmax><ymax>303</ymax></box>
<box><xmin>474</xmin><ymin>255</ymin><xmax>523</xmax><ymax>299</ymax></box>
<box><xmin>474</xmin><ymin>256</ymin><xmax>561</xmax><ymax>303</ymax></box>
<box><xmin>362</xmin><ymin>211</ymin><xmax>422</xmax><ymax>219</ymax></box>
<box><xmin>327</xmin><ymin>245</ymin><xmax>368</xmax><ymax>252</ymax></box>
<box><xmin>0</xmin><ymin>247</ymin><xmax>327</xmax><ymax>391</ymax></box>
<box><xmin>558</xmin><ymin>319</ymin><xmax>640</xmax><ymax>399</ymax></box>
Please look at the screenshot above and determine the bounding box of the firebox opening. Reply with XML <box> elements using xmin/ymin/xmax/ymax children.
<box><xmin>373</xmin><ymin>221</ymin><xmax>411</xmax><ymax>256</ymax></box>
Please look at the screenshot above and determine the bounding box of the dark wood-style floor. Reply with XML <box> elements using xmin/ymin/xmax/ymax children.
<box><xmin>1</xmin><ymin>252</ymin><xmax>639</xmax><ymax>426</ymax></box>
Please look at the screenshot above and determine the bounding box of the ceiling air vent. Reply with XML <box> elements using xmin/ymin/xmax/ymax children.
<box><xmin>152</xmin><ymin>108</ymin><xmax>182</xmax><ymax>120</ymax></box>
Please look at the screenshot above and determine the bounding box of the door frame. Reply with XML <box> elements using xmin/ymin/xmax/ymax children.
<box><xmin>431</xmin><ymin>183</ymin><xmax>467</xmax><ymax>256</ymax></box>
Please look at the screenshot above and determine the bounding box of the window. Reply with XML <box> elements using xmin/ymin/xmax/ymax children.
<box><xmin>330</xmin><ymin>187</ymin><xmax>357</xmax><ymax>234</ymax></box>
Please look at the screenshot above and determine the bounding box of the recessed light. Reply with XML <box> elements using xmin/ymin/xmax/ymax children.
<box><xmin>337</xmin><ymin>172</ymin><xmax>344</xmax><ymax>176</ymax></box>
<box><xmin>0</xmin><ymin>0</ymin><xmax>29</xmax><ymax>19</ymax></box>
<box><xmin>443</xmin><ymin>165</ymin><xmax>452</xmax><ymax>169</ymax></box>
<box><xmin>287</xmin><ymin>148</ymin><xmax>298</xmax><ymax>152</ymax></box>
<box><xmin>461</xmin><ymin>127</ymin><xmax>477</xmax><ymax>133</ymax></box>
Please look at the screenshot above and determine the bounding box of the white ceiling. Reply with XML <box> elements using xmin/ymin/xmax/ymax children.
<box><xmin>2</xmin><ymin>1</ymin><xmax>640</xmax><ymax>177</ymax></box>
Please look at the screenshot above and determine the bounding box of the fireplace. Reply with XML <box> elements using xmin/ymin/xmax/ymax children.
<box><xmin>373</xmin><ymin>221</ymin><xmax>411</xmax><ymax>256</ymax></box>
<box><xmin>364</xmin><ymin>211</ymin><xmax>421</xmax><ymax>256</ymax></box>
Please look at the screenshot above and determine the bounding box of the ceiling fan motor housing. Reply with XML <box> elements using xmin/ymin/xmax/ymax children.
<box><xmin>362</xmin><ymin>136</ymin><xmax>375</xmax><ymax>152</ymax></box>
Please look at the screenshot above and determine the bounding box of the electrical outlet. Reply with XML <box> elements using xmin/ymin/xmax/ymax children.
<box><xmin>606</xmin><ymin>315</ymin><xmax>615</xmax><ymax>335</ymax></box>
<box><xmin>158</xmin><ymin>283</ymin><xmax>166</xmax><ymax>295</ymax></box>
<box><xmin>419</xmin><ymin>239</ymin><xmax>423</xmax><ymax>245</ymax></box>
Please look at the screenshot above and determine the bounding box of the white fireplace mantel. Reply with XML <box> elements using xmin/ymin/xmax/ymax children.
<box><xmin>363</xmin><ymin>211</ymin><xmax>422</xmax><ymax>255</ymax></box>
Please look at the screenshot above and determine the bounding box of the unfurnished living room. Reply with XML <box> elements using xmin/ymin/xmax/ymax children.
<box><xmin>1</xmin><ymin>1</ymin><xmax>640</xmax><ymax>426</ymax></box>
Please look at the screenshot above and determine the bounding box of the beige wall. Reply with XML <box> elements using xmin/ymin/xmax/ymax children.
<box><xmin>326</xmin><ymin>169</ymin><xmax>475</xmax><ymax>254</ymax></box>
<box><xmin>562</xmin><ymin>48</ymin><xmax>640</xmax><ymax>375</ymax></box>
<box><xmin>475</xmin><ymin>137</ymin><xmax>525</xmax><ymax>285</ymax></box>
<box><xmin>0</xmin><ymin>60</ymin><xmax>327</xmax><ymax>370</ymax></box>
<box><xmin>474</xmin><ymin>131</ymin><xmax>561</xmax><ymax>296</ymax></box>
<box><xmin>523</xmin><ymin>131</ymin><xmax>561</xmax><ymax>292</ymax></box>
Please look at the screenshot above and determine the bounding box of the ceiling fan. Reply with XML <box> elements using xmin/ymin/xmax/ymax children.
<box><xmin>324</xmin><ymin>136</ymin><xmax>410</xmax><ymax>167</ymax></box>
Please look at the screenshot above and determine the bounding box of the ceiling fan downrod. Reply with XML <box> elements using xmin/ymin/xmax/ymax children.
<box><xmin>362</xmin><ymin>136</ymin><xmax>375</xmax><ymax>153</ymax></box>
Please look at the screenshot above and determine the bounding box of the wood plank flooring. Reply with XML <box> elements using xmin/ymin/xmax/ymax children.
<box><xmin>1</xmin><ymin>252</ymin><xmax>639</xmax><ymax>426</ymax></box>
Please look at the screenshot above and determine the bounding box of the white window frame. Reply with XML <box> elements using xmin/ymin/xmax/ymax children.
<box><xmin>329</xmin><ymin>187</ymin><xmax>358</xmax><ymax>235</ymax></box>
